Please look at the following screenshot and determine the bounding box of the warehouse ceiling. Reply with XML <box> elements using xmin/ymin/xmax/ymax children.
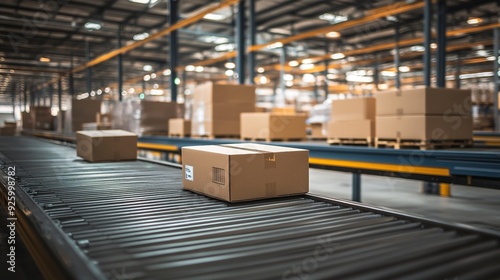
<box><xmin>0</xmin><ymin>0</ymin><xmax>499</xmax><ymax>104</ymax></box>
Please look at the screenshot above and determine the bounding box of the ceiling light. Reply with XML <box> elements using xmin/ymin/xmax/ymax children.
<box><xmin>9</xmin><ymin>69</ymin><xmax>14</xmax><ymax>73</ymax></box>
<box><xmin>129</xmin><ymin>88</ymin><xmax>135</xmax><ymax>94</ymax></box>
<box><xmin>381</xmin><ymin>71</ymin><xmax>397</xmax><ymax>77</ymax></box>
<box><xmin>431</xmin><ymin>43</ymin><xmax>437</xmax><ymax>49</ymax></box>
<box><xmin>143</xmin><ymin>65</ymin><xmax>153</xmax><ymax>71</ymax></box>
<box><xmin>302</xmin><ymin>74</ymin><xmax>316</xmax><ymax>83</ymax></box>
<box><xmin>185</xmin><ymin>65</ymin><xmax>196</xmax><ymax>72</ymax></box>
<box><xmin>129</xmin><ymin>0</ymin><xmax>159</xmax><ymax>4</ymax></box>
<box><xmin>153</xmin><ymin>83</ymin><xmax>159</xmax><ymax>89</ymax></box>
<box><xmin>84</xmin><ymin>21</ymin><xmax>102</xmax><ymax>31</ymax></box>
<box><xmin>215</xmin><ymin>43</ymin><xmax>235</xmax><ymax>52</ymax></box>
<box><xmin>200</xmin><ymin>35</ymin><xmax>229</xmax><ymax>44</ymax></box>
<box><xmin>225</xmin><ymin>62</ymin><xmax>236</xmax><ymax>69</ymax></box>
<box><xmin>257</xmin><ymin>67</ymin><xmax>265</xmax><ymax>73</ymax></box>
<box><xmin>302</xmin><ymin>58</ymin><xmax>314</xmax><ymax>64</ymax></box>
<box><xmin>299</xmin><ymin>63</ymin><xmax>314</xmax><ymax>70</ymax></box>
<box><xmin>284</xmin><ymin>74</ymin><xmax>294</xmax><ymax>81</ymax></box>
<box><xmin>467</xmin><ymin>17</ymin><xmax>483</xmax><ymax>25</ymax></box>
<box><xmin>104</xmin><ymin>87</ymin><xmax>111</xmax><ymax>93</ymax></box>
<box><xmin>325</xmin><ymin>31</ymin><xmax>341</xmax><ymax>38</ymax></box>
<box><xmin>195</xmin><ymin>66</ymin><xmax>204</xmax><ymax>72</ymax></box>
<box><xmin>143</xmin><ymin>75</ymin><xmax>151</xmax><ymax>81</ymax></box>
<box><xmin>150</xmin><ymin>73</ymin><xmax>157</xmax><ymax>79</ymax></box>
<box><xmin>285</xmin><ymin>81</ymin><xmax>294</xmax><ymax>87</ymax></box>
<box><xmin>486</xmin><ymin>56</ymin><xmax>497</xmax><ymax>61</ymax></box>
<box><xmin>410</xmin><ymin>45</ymin><xmax>425</xmax><ymax>52</ymax></box>
<box><xmin>331</xmin><ymin>53</ymin><xmax>345</xmax><ymax>60</ymax></box>
<box><xmin>258</xmin><ymin>76</ymin><xmax>269</xmax><ymax>84</ymax></box>
<box><xmin>398</xmin><ymin>66</ymin><xmax>410</xmax><ymax>72</ymax></box>
<box><xmin>319</xmin><ymin>13</ymin><xmax>348</xmax><ymax>24</ymax></box>
<box><xmin>96</xmin><ymin>89</ymin><xmax>102</xmax><ymax>95</ymax></box>
<box><xmin>133</xmin><ymin>32</ymin><xmax>149</xmax><ymax>41</ymax></box>
<box><xmin>288</xmin><ymin>60</ymin><xmax>299</xmax><ymax>67</ymax></box>
<box><xmin>150</xmin><ymin>89</ymin><xmax>164</xmax><ymax>95</ymax></box>
<box><xmin>174</xmin><ymin>77</ymin><xmax>180</xmax><ymax>85</ymax></box>
<box><xmin>163</xmin><ymin>69</ymin><xmax>171</xmax><ymax>76</ymax></box>
<box><xmin>346</xmin><ymin>75</ymin><xmax>373</xmax><ymax>83</ymax></box>
<box><xmin>39</xmin><ymin>57</ymin><xmax>50</xmax><ymax>62</ymax></box>
<box><xmin>90</xmin><ymin>91</ymin><xmax>96</xmax><ymax>97</ymax></box>
<box><xmin>225</xmin><ymin>69</ymin><xmax>234</xmax><ymax>77</ymax></box>
<box><xmin>327</xmin><ymin>74</ymin><xmax>338</xmax><ymax>80</ymax></box>
<box><xmin>266</xmin><ymin>42</ymin><xmax>283</xmax><ymax>49</ymax></box>
<box><xmin>386</xmin><ymin>15</ymin><xmax>398</xmax><ymax>22</ymax></box>
<box><xmin>0</xmin><ymin>57</ymin><xmax>4</xmax><ymax>61</ymax></box>
<box><xmin>204</xmin><ymin>13</ymin><xmax>228</xmax><ymax>21</ymax></box>
<box><xmin>477</xmin><ymin>50</ymin><xmax>488</xmax><ymax>57</ymax></box>
<box><xmin>460</xmin><ymin>71</ymin><xmax>493</xmax><ymax>79</ymax></box>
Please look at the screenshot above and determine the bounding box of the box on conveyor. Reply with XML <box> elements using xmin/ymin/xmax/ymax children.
<box><xmin>240</xmin><ymin>113</ymin><xmax>306</xmax><ymax>141</ymax></box>
<box><xmin>376</xmin><ymin>87</ymin><xmax>471</xmax><ymax>116</ymax></box>
<box><xmin>76</xmin><ymin>130</ymin><xmax>137</xmax><ymax>162</ymax></box>
<box><xmin>328</xmin><ymin>120</ymin><xmax>375</xmax><ymax>139</ymax></box>
<box><xmin>0</xmin><ymin>126</ymin><xmax>16</xmax><ymax>136</ymax></box>
<box><xmin>182</xmin><ymin>143</ymin><xmax>309</xmax><ymax>202</ymax></box>
<box><xmin>191</xmin><ymin>82</ymin><xmax>256</xmax><ymax>137</ymax></box>
<box><xmin>168</xmin><ymin>118</ymin><xmax>191</xmax><ymax>136</ymax></box>
<box><xmin>328</xmin><ymin>97</ymin><xmax>376</xmax><ymax>139</ymax></box>
<box><xmin>4</xmin><ymin>121</ymin><xmax>16</xmax><ymax>127</ymax></box>
<box><xmin>72</xmin><ymin>99</ymin><xmax>102</xmax><ymax>131</ymax></box>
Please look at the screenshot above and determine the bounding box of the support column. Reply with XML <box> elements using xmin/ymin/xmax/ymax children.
<box><xmin>69</xmin><ymin>53</ymin><xmax>75</xmax><ymax>97</ymax></box>
<box><xmin>455</xmin><ymin>53</ymin><xmax>461</xmax><ymax>89</ymax></box>
<box><xmin>352</xmin><ymin>173</ymin><xmax>361</xmax><ymax>202</ymax></box>
<box><xmin>49</xmin><ymin>83</ymin><xmax>53</xmax><ymax>108</ymax></box>
<box><xmin>436</xmin><ymin>0</ymin><xmax>447</xmax><ymax>87</ymax></box>
<box><xmin>494</xmin><ymin>28</ymin><xmax>499</xmax><ymax>132</ymax></box>
<box><xmin>276</xmin><ymin>46</ymin><xmax>286</xmax><ymax>106</ymax></box>
<box><xmin>169</xmin><ymin>0</ymin><xmax>179</xmax><ymax>102</ymax></box>
<box><xmin>236</xmin><ymin>0</ymin><xmax>246</xmax><ymax>84</ymax></box>
<box><xmin>58</xmin><ymin>76</ymin><xmax>63</xmax><ymax>111</ymax></box>
<box><xmin>395</xmin><ymin>23</ymin><xmax>401</xmax><ymax>89</ymax></box>
<box><xmin>11</xmin><ymin>82</ymin><xmax>16</xmax><ymax>120</ymax></box>
<box><xmin>23</xmin><ymin>86</ymin><xmax>27</xmax><ymax>111</ymax></box>
<box><xmin>323</xmin><ymin>44</ymin><xmax>329</xmax><ymax>98</ymax></box>
<box><xmin>85</xmin><ymin>40</ymin><xmax>92</xmax><ymax>94</ymax></box>
<box><xmin>248</xmin><ymin>0</ymin><xmax>256</xmax><ymax>85</ymax></box>
<box><xmin>117</xmin><ymin>25</ymin><xmax>124</xmax><ymax>102</ymax></box>
<box><xmin>374</xmin><ymin>60</ymin><xmax>380</xmax><ymax>90</ymax></box>
<box><xmin>423</xmin><ymin>0</ymin><xmax>432</xmax><ymax>87</ymax></box>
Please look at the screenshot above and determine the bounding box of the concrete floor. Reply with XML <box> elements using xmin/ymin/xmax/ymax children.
<box><xmin>309</xmin><ymin>168</ymin><xmax>500</xmax><ymax>232</ymax></box>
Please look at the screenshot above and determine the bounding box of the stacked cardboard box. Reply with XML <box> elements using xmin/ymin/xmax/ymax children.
<box><xmin>138</xmin><ymin>101</ymin><xmax>184</xmax><ymax>135</ymax></box>
<box><xmin>21</xmin><ymin>112</ymin><xmax>32</xmax><ymax>129</ymax></box>
<box><xmin>376</xmin><ymin>87</ymin><xmax>473</xmax><ymax>141</ymax></box>
<box><xmin>182</xmin><ymin>143</ymin><xmax>309</xmax><ymax>202</ymax></box>
<box><xmin>76</xmin><ymin>130</ymin><xmax>137</xmax><ymax>162</ymax></box>
<box><xmin>0</xmin><ymin>121</ymin><xmax>16</xmax><ymax>136</ymax></box>
<box><xmin>72</xmin><ymin>99</ymin><xmax>101</xmax><ymax>131</ymax></box>
<box><xmin>191</xmin><ymin>82</ymin><xmax>256</xmax><ymax>137</ymax></box>
<box><xmin>240</xmin><ymin>113</ymin><xmax>307</xmax><ymax>141</ymax></box>
<box><xmin>310</xmin><ymin>123</ymin><xmax>325</xmax><ymax>139</ymax></box>
<box><xmin>29</xmin><ymin>106</ymin><xmax>54</xmax><ymax>130</ymax></box>
<box><xmin>327</xmin><ymin>97</ymin><xmax>376</xmax><ymax>140</ymax></box>
<box><xmin>272</xmin><ymin>107</ymin><xmax>295</xmax><ymax>115</ymax></box>
<box><xmin>168</xmin><ymin>118</ymin><xmax>191</xmax><ymax>137</ymax></box>
<box><xmin>56</xmin><ymin>110</ymin><xmax>66</xmax><ymax>132</ymax></box>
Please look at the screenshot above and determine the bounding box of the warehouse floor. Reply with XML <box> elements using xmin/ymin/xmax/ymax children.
<box><xmin>309</xmin><ymin>168</ymin><xmax>500</xmax><ymax>232</ymax></box>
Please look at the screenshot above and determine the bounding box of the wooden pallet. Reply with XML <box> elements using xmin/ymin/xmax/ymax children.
<box><xmin>168</xmin><ymin>133</ymin><xmax>190</xmax><ymax>138</ymax></box>
<box><xmin>375</xmin><ymin>138</ymin><xmax>473</xmax><ymax>150</ymax></box>
<box><xmin>327</xmin><ymin>137</ymin><xmax>373</xmax><ymax>147</ymax></box>
<box><xmin>309</xmin><ymin>136</ymin><xmax>327</xmax><ymax>141</ymax></box>
<box><xmin>192</xmin><ymin>134</ymin><xmax>240</xmax><ymax>139</ymax></box>
<box><xmin>241</xmin><ymin>137</ymin><xmax>305</xmax><ymax>142</ymax></box>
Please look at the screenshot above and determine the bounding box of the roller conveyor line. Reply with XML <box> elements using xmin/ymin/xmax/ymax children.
<box><xmin>1</xmin><ymin>137</ymin><xmax>500</xmax><ymax>279</ymax></box>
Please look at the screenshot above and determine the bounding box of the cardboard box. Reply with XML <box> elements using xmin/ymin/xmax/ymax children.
<box><xmin>4</xmin><ymin>121</ymin><xmax>16</xmax><ymax>127</ymax></box>
<box><xmin>376</xmin><ymin>115</ymin><xmax>473</xmax><ymax>140</ymax></box>
<box><xmin>240</xmin><ymin>113</ymin><xmax>307</xmax><ymax>141</ymax></box>
<box><xmin>331</xmin><ymin>97</ymin><xmax>376</xmax><ymax>121</ymax></box>
<box><xmin>21</xmin><ymin>112</ymin><xmax>33</xmax><ymax>129</ymax></box>
<box><xmin>272</xmin><ymin>107</ymin><xmax>295</xmax><ymax>115</ymax></box>
<box><xmin>139</xmin><ymin>101</ymin><xmax>184</xmax><ymax>135</ymax></box>
<box><xmin>191</xmin><ymin>82</ymin><xmax>256</xmax><ymax>136</ymax></box>
<box><xmin>168</xmin><ymin>119</ymin><xmax>191</xmax><ymax>136</ymax></box>
<box><xmin>182</xmin><ymin>143</ymin><xmax>309</xmax><ymax>202</ymax></box>
<box><xmin>76</xmin><ymin>130</ymin><xmax>137</xmax><ymax>162</ymax></box>
<box><xmin>0</xmin><ymin>126</ymin><xmax>16</xmax><ymax>136</ymax></box>
<box><xmin>96</xmin><ymin>113</ymin><xmax>113</xmax><ymax>124</ymax></box>
<box><xmin>72</xmin><ymin>99</ymin><xmax>102</xmax><ymax>131</ymax></box>
<box><xmin>327</xmin><ymin>120</ymin><xmax>375</xmax><ymax>139</ymax></box>
<box><xmin>376</xmin><ymin>87</ymin><xmax>471</xmax><ymax>116</ymax></box>
<box><xmin>310</xmin><ymin>123</ymin><xmax>325</xmax><ymax>138</ymax></box>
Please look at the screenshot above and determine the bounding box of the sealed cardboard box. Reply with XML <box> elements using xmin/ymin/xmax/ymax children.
<box><xmin>0</xmin><ymin>126</ymin><xmax>16</xmax><ymax>136</ymax></box>
<box><xmin>240</xmin><ymin>113</ymin><xmax>307</xmax><ymax>141</ymax></box>
<box><xmin>76</xmin><ymin>130</ymin><xmax>137</xmax><ymax>162</ymax></box>
<box><xmin>331</xmin><ymin>97</ymin><xmax>376</xmax><ymax>121</ymax></box>
<box><xmin>376</xmin><ymin>87</ymin><xmax>471</xmax><ymax>116</ymax></box>
<box><xmin>21</xmin><ymin>112</ymin><xmax>33</xmax><ymax>129</ymax></box>
<box><xmin>327</xmin><ymin>120</ymin><xmax>375</xmax><ymax>139</ymax></box>
<box><xmin>182</xmin><ymin>143</ymin><xmax>309</xmax><ymax>202</ymax></box>
<box><xmin>72</xmin><ymin>99</ymin><xmax>102</xmax><ymax>131</ymax></box>
<box><xmin>310</xmin><ymin>123</ymin><xmax>325</xmax><ymax>138</ymax></box>
<box><xmin>272</xmin><ymin>107</ymin><xmax>296</xmax><ymax>115</ymax></box>
<box><xmin>168</xmin><ymin>119</ymin><xmax>191</xmax><ymax>136</ymax></box>
<box><xmin>191</xmin><ymin>82</ymin><xmax>256</xmax><ymax>137</ymax></box>
<box><xmin>376</xmin><ymin>115</ymin><xmax>473</xmax><ymax>140</ymax></box>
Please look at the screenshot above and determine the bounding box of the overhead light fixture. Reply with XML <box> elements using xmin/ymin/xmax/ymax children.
<box><xmin>284</xmin><ymin>74</ymin><xmax>294</xmax><ymax>81</ymax></box>
<box><xmin>331</xmin><ymin>53</ymin><xmax>345</xmax><ymax>60</ymax></box>
<box><xmin>225</xmin><ymin>62</ymin><xmax>236</xmax><ymax>69</ymax></box>
<box><xmin>150</xmin><ymin>89</ymin><xmax>164</xmax><ymax>95</ymax></box>
<box><xmin>150</xmin><ymin>73</ymin><xmax>157</xmax><ymax>79</ymax></box>
<box><xmin>129</xmin><ymin>0</ymin><xmax>159</xmax><ymax>4</ymax></box>
<box><xmin>225</xmin><ymin>69</ymin><xmax>234</xmax><ymax>77</ymax></box>
<box><xmin>327</xmin><ymin>74</ymin><xmax>338</xmax><ymax>80</ymax></box>
<box><xmin>257</xmin><ymin>67</ymin><xmax>265</xmax><ymax>73</ymax></box>
<box><xmin>96</xmin><ymin>89</ymin><xmax>102</xmax><ymax>95</ymax></box>
<box><xmin>185</xmin><ymin>65</ymin><xmax>196</xmax><ymax>72</ymax></box>
<box><xmin>195</xmin><ymin>66</ymin><xmax>204</xmax><ymax>72</ymax></box>
<box><xmin>288</xmin><ymin>60</ymin><xmax>299</xmax><ymax>67</ymax></box>
<box><xmin>133</xmin><ymin>32</ymin><xmax>149</xmax><ymax>41</ymax></box>
<box><xmin>0</xmin><ymin>57</ymin><xmax>5</xmax><ymax>61</ymax></box>
<box><xmin>302</xmin><ymin>74</ymin><xmax>316</xmax><ymax>83</ymax></box>
<box><xmin>84</xmin><ymin>21</ymin><xmax>102</xmax><ymax>31</ymax></box>
<box><xmin>104</xmin><ymin>87</ymin><xmax>111</xmax><ymax>93</ymax></box>
<box><xmin>302</xmin><ymin>58</ymin><xmax>314</xmax><ymax>64</ymax></box>
<box><xmin>467</xmin><ymin>17</ymin><xmax>483</xmax><ymax>25</ymax></box>
<box><xmin>460</xmin><ymin>71</ymin><xmax>493</xmax><ymax>79</ymax></box>
<box><xmin>346</xmin><ymin>75</ymin><xmax>374</xmax><ymax>83</ymax></box>
<box><xmin>215</xmin><ymin>43</ymin><xmax>235</xmax><ymax>52</ymax></box>
<box><xmin>204</xmin><ymin>13</ymin><xmax>227</xmax><ymax>21</ymax></box>
<box><xmin>325</xmin><ymin>31</ymin><xmax>341</xmax><ymax>38</ymax></box>
<box><xmin>143</xmin><ymin>65</ymin><xmax>153</xmax><ymax>71</ymax></box>
<box><xmin>431</xmin><ymin>43</ymin><xmax>437</xmax><ymax>49</ymax></box>
<box><xmin>90</xmin><ymin>91</ymin><xmax>96</xmax><ymax>97</ymax></box>
<box><xmin>385</xmin><ymin>15</ymin><xmax>398</xmax><ymax>22</ymax></box>
<box><xmin>174</xmin><ymin>77</ymin><xmax>181</xmax><ymax>85</ymax></box>
<box><xmin>299</xmin><ymin>63</ymin><xmax>314</xmax><ymax>70</ymax></box>
<box><xmin>285</xmin><ymin>81</ymin><xmax>294</xmax><ymax>87</ymax></box>
<box><xmin>39</xmin><ymin>57</ymin><xmax>50</xmax><ymax>62</ymax></box>
<box><xmin>266</xmin><ymin>42</ymin><xmax>283</xmax><ymax>49</ymax></box>
<box><xmin>410</xmin><ymin>45</ymin><xmax>425</xmax><ymax>52</ymax></box>
<box><xmin>398</xmin><ymin>66</ymin><xmax>410</xmax><ymax>72</ymax></box>
<box><xmin>486</xmin><ymin>56</ymin><xmax>496</xmax><ymax>61</ymax></box>
<box><xmin>477</xmin><ymin>50</ymin><xmax>488</xmax><ymax>57</ymax></box>
<box><xmin>163</xmin><ymin>69</ymin><xmax>171</xmax><ymax>76</ymax></box>
<box><xmin>153</xmin><ymin>83</ymin><xmax>159</xmax><ymax>89</ymax></box>
<box><xmin>381</xmin><ymin>71</ymin><xmax>397</xmax><ymax>77</ymax></box>
<box><xmin>258</xmin><ymin>76</ymin><xmax>269</xmax><ymax>84</ymax></box>
<box><xmin>319</xmin><ymin>13</ymin><xmax>348</xmax><ymax>24</ymax></box>
<box><xmin>200</xmin><ymin>35</ymin><xmax>229</xmax><ymax>44</ymax></box>
<box><xmin>144</xmin><ymin>75</ymin><xmax>151</xmax><ymax>81</ymax></box>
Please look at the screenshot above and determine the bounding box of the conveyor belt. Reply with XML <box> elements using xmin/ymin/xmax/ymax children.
<box><xmin>1</xmin><ymin>137</ymin><xmax>500</xmax><ymax>279</ymax></box>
